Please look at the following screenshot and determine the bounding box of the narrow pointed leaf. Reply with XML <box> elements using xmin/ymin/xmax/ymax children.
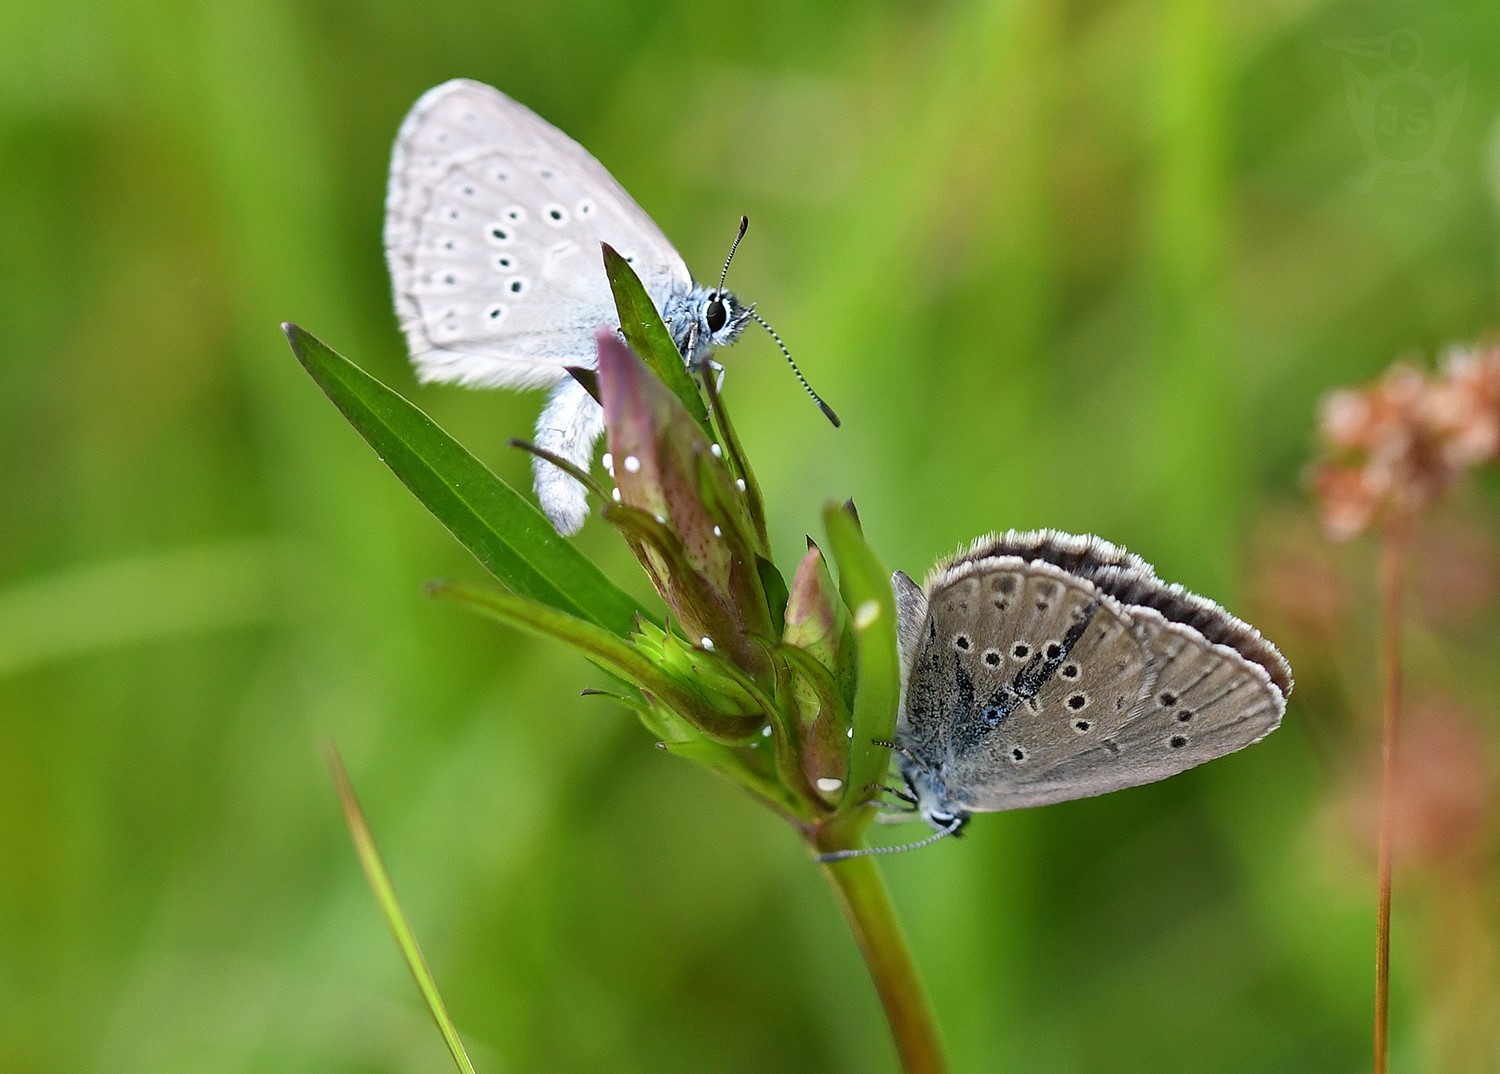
<box><xmin>326</xmin><ymin>746</ymin><xmax>478</xmax><ymax>1074</ymax></box>
<box><xmin>430</xmin><ymin>580</ymin><xmax>765</xmax><ymax>743</ymax></box>
<box><xmin>601</xmin><ymin>244</ymin><xmax>710</xmax><ymax>429</ymax></box>
<box><xmin>657</xmin><ymin>739</ymin><xmax>803</xmax><ymax>820</ymax></box>
<box><xmin>285</xmin><ymin>324</ymin><xmax>641</xmax><ymax>635</ymax></box>
<box><xmin>703</xmin><ymin>372</ymin><xmax>770</xmax><ymax>552</ymax></box>
<box><xmin>823</xmin><ymin>503</ymin><xmax>901</xmax><ymax>814</ymax></box>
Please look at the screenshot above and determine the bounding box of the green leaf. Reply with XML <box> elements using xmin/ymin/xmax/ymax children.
<box><xmin>285</xmin><ymin>324</ymin><xmax>641</xmax><ymax>635</ymax></box>
<box><xmin>756</xmin><ymin>555</ymin><xmax>790</xmax><ymax>639</ymax></box>
<box><xmin>822</xmin><ymin>503</ymin><xmax>900</xmax><ymax>814</ymax></box>
<box><xmin>326</xmin><ymin>745</ymin><xmax>477</xmax><ymax>1074</ymax></box>
<box><xmin>657</xmin><ymin>739</ymin><xmax>802</xmax><ymax>820</ymax></box>
<box><xmin>429</xmin><ymin>580</ymin><xmax>766</xmax><ymax>744</ymax></box>
<box><xmin>702</xmin><ymin>372</ymin><xmax>770</xmax><ymax>553</ymax></box>
<box><xmin>601</xmin><ymin>244</ymin><xmax>711</xmax><ymax>430</ymax></box>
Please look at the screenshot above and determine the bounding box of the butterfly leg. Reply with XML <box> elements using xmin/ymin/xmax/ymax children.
<box><xmin>532</xmin><ymin>378</ymin><xmax>606</xmax><ymax>535</ymax></box>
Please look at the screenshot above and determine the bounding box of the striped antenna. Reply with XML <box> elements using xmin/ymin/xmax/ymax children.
<box><xmin>717</xmin><ymin>215</ymin><xmax>749</xmax><ymax>293</ymax></box>
<box><xmin>750</xmin><ymin>310</ymin><xmax>840</xmax><ymax>427</ymax></box>
<box><xmin>814</xmin><ymin>817</ymin><xmax>963</xmax><ymax>863</ymax></box>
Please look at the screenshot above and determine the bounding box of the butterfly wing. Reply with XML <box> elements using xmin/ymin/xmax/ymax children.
<box><xmin>902</xmin><ymin>557</ymin><xmax>1157</xmax><ymax>811</ymax></box>
<box><xmin>900</xmin><ymin>531</ymin><xmax>1289</xmax><ymax>812</ymax></box>
<box><xmin>385</xmin><ymin>79</ymin><xmax>694</xmax><ymax>389</ymax></box>
<box><xmin>1065</xmin><ymin>563</ymin><xmax>1290</xmax><ymax>785</ymax></box>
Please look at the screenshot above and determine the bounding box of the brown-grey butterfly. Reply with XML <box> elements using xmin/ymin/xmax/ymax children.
<box><xmin>384</xmin><ymin>79</ymin><xmax>834</xmax><ymax>536</ymax></box>
<box><xmin>820</xmin><ymin>529</ymin><xmax>1292</xmax><ymax>860</ymax></box>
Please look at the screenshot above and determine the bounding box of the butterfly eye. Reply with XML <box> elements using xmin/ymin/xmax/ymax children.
<box><xmin>705</xmin><ymin>294</ymin><xmax>728</xmax><ymax>334</ymax></box>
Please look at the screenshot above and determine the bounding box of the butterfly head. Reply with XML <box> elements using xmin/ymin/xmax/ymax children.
<box><xmin>666</xmin><ymin>285</ymin><xmax>752</xmax><ymax>365</ymax></box>
<box><xmin>900</xmin><ymin>758</ymin><xmax>972</xmax><ymax>836</ymax></box>
<box><xmin>700</xmin><ymin>287</ymin><xmax>753</xmax><ymax>350</ymax></box>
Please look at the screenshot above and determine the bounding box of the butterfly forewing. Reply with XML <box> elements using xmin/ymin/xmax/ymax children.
<box><xmin>385</xmin><ymin>79</ymin><xmax>693</xmax><ymax>389</ymax></box>
<box><xmin>902</xmin><ymin>558</ymin><xmax>1158</xmax><ymax>810</ymax></box>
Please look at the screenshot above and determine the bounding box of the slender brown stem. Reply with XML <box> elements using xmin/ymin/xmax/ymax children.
<box><xmin>1374</xmin><ymin>523</ymin><xmax>1407</xmax><ymax>1074</ymax></box>
<box><xmin>817</xmin><ymin>852</ymin><xmax>947</xmax><ymax>1074</ymax></box>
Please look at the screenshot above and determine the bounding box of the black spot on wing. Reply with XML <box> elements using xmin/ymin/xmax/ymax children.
<box><xmin>1012</xmin><ymin>602</ymin><xmax>1097</xmax><ymax>699</ymax></box>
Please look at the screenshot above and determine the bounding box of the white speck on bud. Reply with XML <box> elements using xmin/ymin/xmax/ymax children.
<box><xmin>712</xmin><ymin>525</ymin><xmax>722</xmax><ymax>537</ymax></box>
<box><xmin>761</xmin><ymin>724</ymin><xmax>773</xmax><ymax>737</ymax></box>
<box><xmin>816</xmin><ymin>777</ymin><xmax>843</xmax><ymax>794</ymax></box>
<box><xmin>736</xmin><ymin>478</ymin><xmax>746</xmax><ymax>492</ymax></box>
<box><xmin>623</xmin><ymin>454</ymin><xmax>642</xmax><ymax>474</ymax></box>
<box><xmin>847</xmin><ymin>727</ymin><xmax>855</xmax><ymax>738</ymax></box>
<box><xmin>654</xmin><ymin>513</ymin><xmax>667</xmax><ymax>525</ymax></box>
<box><xmin>700</xmin><ymin>636</ymin><xmax>714</xmax><ymax>650</ymax></box>
<box><xmin>601</xmin><ymin>452</ymin><xmax>613</xmax><ymax>472</ymax></box>
<box><xmin>854</xmin><ymin>600</ymin><xmax>881</xmax><ymax>629</ymax></box>
<box><xmin>710</xmin><ymin>443</ymin><xmax>723</xmax><ymax>458</ymax></box>
<box><xmin>611</xmin><ymin>487</ymin><xmax>622</xmax><ymax>502</ymax></box>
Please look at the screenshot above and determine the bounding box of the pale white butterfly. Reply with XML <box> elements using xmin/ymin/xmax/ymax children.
<box><xmin>384</xmin><ymin>79</ymin><xmax>831</xmax><ymax>535</ymax></box>
<box><xmin>821</xmin><ymin>530</ymin><xmax>1292</xmax><ymax>861</ymax></box>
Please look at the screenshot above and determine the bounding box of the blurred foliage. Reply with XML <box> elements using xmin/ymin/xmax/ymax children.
<box><xmin>4</xmin><ymin>0</ymin><xmax>1500</xmax><ymax>1071</ymax></box>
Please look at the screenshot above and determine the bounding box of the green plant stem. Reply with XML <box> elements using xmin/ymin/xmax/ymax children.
<box><xmin>818</xmin><ymin>854</ymin><xmax>947</xmax><ymax>1074</ymax></box>
<box><xmin>1374</xmin><ymin>522</ymin><xmax>1406</xmax><ymax>1074</ymax></box>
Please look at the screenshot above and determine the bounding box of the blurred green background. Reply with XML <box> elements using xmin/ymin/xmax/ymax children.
<box><xmin>4</xmin><ymin>0</ymin><xmax>1500</xmax><ymax>1070</ymax></box>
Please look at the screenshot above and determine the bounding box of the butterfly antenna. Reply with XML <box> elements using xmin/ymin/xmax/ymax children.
<box><xmin>717</xmin><ymin>215</ymin><xmax>750</xmax><ymax>294</ymax></box>
<box><xmin>749</xmin><ymin>310</ymin><xmax>840</xmax><ymax>427</ymax></box>
<box><xmin>718</xmin><ymin>215</ymin><xmax>839</xmax><ymax>427</ymax></box>
<box><xmin>815</xmin><ymin>818</ymin><xmax>963</xmax><ymax>863</ymax></box>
